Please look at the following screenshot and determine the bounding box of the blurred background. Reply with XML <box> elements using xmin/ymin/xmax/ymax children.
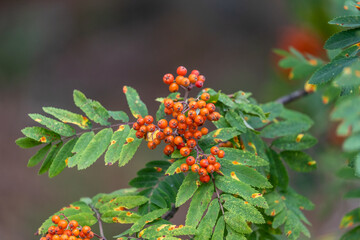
<box><xmin>1</xmin><ymin>0</ymin><xmax>359</xmax><ymax>239</ymax></box>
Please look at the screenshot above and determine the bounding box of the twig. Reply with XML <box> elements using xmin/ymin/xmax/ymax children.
<box><xmin>275</xmin><ymin>89</ymin><xmax>310</xmax><ymax>105</ymax></box>
<box><xmin>164</xmin><ymin>205</ymin><xmax>179</xmax><ymax>220</ymax></box>
<box><xmin>211</xmin><ymin>173</ymin><xmax>225</xmax><ymax>216</ymax></box>
<box><xmin>91</xmin><ymin>205</ymin><xmax>107</xmax><ymax>240</ymax></box>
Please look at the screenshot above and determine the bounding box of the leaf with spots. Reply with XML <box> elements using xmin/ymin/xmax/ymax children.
<box><xmin>21</xmin><ymin>126</ymin><xmax>60</xmax><ymax>143</ymax></box>
<box><xmin>67</xmin><ymin>131</ymin><xmax>94</xmax><ymax>168</ymax></box>
<box><xmin>118</xmin><ymin>129</ymin><xmax>142</xmax><ymax>167</ymax></box>
<box><xmin>280</xmin><ymin>151</ymin><xmax>316</xmax><ymax>172</ymax></box>
<box><xmin>15</xmin><ymin>137</ymin><xmax>42</xmax><ymax>149</ymax></box>
<box><xmin>123</xmin><ymin>86</ymin><xmax>148</xmax><ymax>118</ymax></box>
<box><xmin>49</xmin><ymin>137</ymin><xmax>77</xmax><ymax>178</ymax></box>
<box><xmin>175</xmin><ymin>172</ymin><xmax>200</xmax><ymax>207</ymax></box>
<box><xmin>29</xmin><ymin>113</ymin><xmax>76</xmax><ymax>137</ymax></box>
<box><xmin>224</xmin><ymin>211</ymin><xmax>252</xmax><ymax>234</ymax></box>
<box><xmin>199</xmin><ymin>128</ymin><xmax>242</xmax><ymax>148</ymax></box>
<box><xmin>165</xmin><ymin>158</ymin><xmax>186</xmax><ymax>176</ymax></box>
<box><xmin>43</xmin><ymin>107</ymin><xmax>92</xmax><ymax>130</ymax></box>
<box><xmin>272</xmin><ymin>133</ymin><xmax>317</xmax><ymax>151</ymax></box>
<box><xmin>129</xmin><ymin>208</ymin><xmax>169</xmax><ymax>235</ymax></box>
<box><xmin>108</xmin><ymin>110</ymin><xmax>129</xmax><ymax>122</ymax></box>
<box><xmin>101</xmin><ymin>210</ymin><xmax>141</xmax><ymax>224</ymax></box>
<box><xmin>104</xmin><ymin>125</ymin><xmax>131</xmax><ymax>165</ymax></box>
<box><xmin>194</xmin><ymin>199</ymin><xmax>220</xmax><ymax>240</ymax></box>
<box><xmin>216</xmin><ymin>148</ymin><xmax>269</xmax><ymax>167</ymax></box>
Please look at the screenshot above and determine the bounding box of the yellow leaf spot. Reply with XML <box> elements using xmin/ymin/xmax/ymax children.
<box><xmin>251</xmin><ymin>193</ymin><xmax>262</xmax><ymax>198</ymax></box>
<box><xmin>65</xmin><ymin>158</ymin><xmax>69</xmax><ymax>166</ymax></box>
<box><xmin>274</xmin><ymin>200</ymin><xmax>279</xmax><ymax>203</ymax></box>
<box><xmin>299</xmin><ymin>206</ymin><xmax>304</xmax><ymax>210</ymax></box>
<box><xmin>244</xmin><ymin>116</ymin><xmax>249</xmax><ymax>121</ymax></box>
<box><xmin>271</xmin><ymin>209</ymin><xmax>276</xmax><ymax>216</ymax></box>
<box><xmin>168</xmin><ymin>226</ymin><xmax>175</xmax><ymax>231</ymax></box>
<box><xmin>308</xmin><ymin>59</ymin><xmax>317</xmax><ymax>66</ymax></box>
<box><xmin>344</xmin><ymin>5</ymin><xmax>349</xmax><ymax>10</ymax></box>
<box><xmin>196</xmin><ymin>180</ymin><xmax>201</xmax><ymax>187</ymax></box>
<box><xmin>156</xmin><ymin>224</ymin><xmax>168</xmax><ymax>231</ymax></box>
<box><xmin>126</xmin><ymin>212</ymin><xmax>133</xmax><ymax>216</ymax></box>
<box><xmin>123</xmin><ymin>86</ymin><xmax>128</xmax><ymax>93</ymax></box>
<box><xmin>40</xmin><ymin>137</ymin><xmax>47</xmax><ymax>143</ymax></box>
<box><xmin>248</xmin><ymin>142</ymin><xmax>257</xmax><ymax>154</ymax></box>
<box><xmin>343</xmin><ymin>67</ymin><xmax>352</xmax><ymax>75</ymax></box>
<box><xmin>289</xmin><ymin>71</ymin><xmax>294</xmax><ymax>80</ymax></box>
<box><xmin>35</xmin><ymin>118</ymin><xmax>42</xmax><ymax>122</ymax></box>
<box><xmin>346</xmin><ymin>221</ymin><xmax>354</xmax><ymax>228</ymax></box>
<box><xmin>139</xmin><ymin>229</ymin><xmax>145</xmax><ymax>237</ymax></box>
<box><xmin>175</xmin><ymin>167</ymin><xmax>181</xmax><ymax>173</ymax></box>
<box><xmin>178</xmin><ymin>225</ymin><xmax>184</xmax><ymax>228</ymax></box>
<box><xmin>110</xmin><ymin>140</ymin><xmax>116</xmax><ymax>145</ymax></box>
<box><xmin>126</xmin><ymin>137</ymin><xmax>134</xmax><ymax>143</ymax></box>
<box><xmin>304</xmin><ymin>81</ymin><xmax>317</xmax><ymax>93</ymax></box>
<box><xmin>168</xmin><ymin>159</ymin><xmax>175</xmax><ymax>163</ymax></box>
<box><xmin>232</xmin><ymin>161</ymin><xmax>242</xmax><ymax>165</ymax></box>
<box><xmin>296</xmin><ymin>134</ymin><xmax>304</xmax><ymax>142</ymax></box>
<box><xmin>355</xmin><ymin>70</ymin><xmax>360</xmax><ymax>77</ymax></box>
<box><xmin>157</xmin><ymin>237</ymin><xmax>165</xmax><ymax>240</ymax></box>
<box><xmin>114</xmin><ymin>206</ymin><xmax>126</xmax><ymax>211</ymax></box>
<box><xmin>231</xmin><ymin>172</ymin><xmax>240</xmax><ymax>181</ymax></box>
<box><xmin>213</xmin><ymin>129</ymin><xmax>222</xmax><ymax>138</ymax></box>
<box><xmin>116</xmin><ymin>125</ymin><xmax>125</xmax><ymax>132</ymax></box>
<box><xmin>308</xmin><ymin>161</ymin><xmax>316</xmax><ymax>166</ymax></box>
<box><xmin>322</xmin><ymin>96</ymin><xmax>329</xmax><ymax>104</ymax></box>
<box><xmin>267</xmin><ymin>221</ymin><xmax>272</xmax><ymax>225</ymax></box>
<box><xmin>262</xmin><ymin>119</ymin><xmax>270</xmax><ymax>123</ymax></box>
<box><xmin>244</xmin><ymin>201</ymin><xmax>249</xmax><ymax>204</ymax></box>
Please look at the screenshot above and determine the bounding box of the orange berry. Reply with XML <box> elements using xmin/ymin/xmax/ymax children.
<box><xmin>164</xmin><ymin>99</ymin><xmax>174</xmax><ymax>108</ymax></box>
<box><xmin>200</xmin><ymin>127</ymin><xmax>209</xmax><ymax>135</ymax></box>
<box><xmin>58</xmin><ymin>219</ymin><xmax>68</xmax><ymax>229</ymax></box>
<box><xmin>198</xmin><ymin>75</ymin><xmax>206</xmax><ymax>82</ymax></box>
<box><xmin>200</xmin><ymin>175</ymin><xmax>210</xmax><ymax>183</ymax></box>
<box><xmin>189</xmin><ymin>101</ymin><xmax>198</xmax><ymax>110</ymax></box>
<box><xmin>180</xmin><ymin>147</ymin><xmax>191</xmax><ymax>157</ymax></box>
<box><xmin>169</xmin><ymin>83</ymin><xmax>179</xmax><ymax>92</ymax></box>
<box><xmin>194</xmin><ymin>115</ymin><xmax>204</xmax><ymax>125</ymax></box>
<box><xmin>164</xmin><ymin>145</ymin><xmax>175</xmax><ymax>155</ymax></box>
<box><xmin>184</xmin><ymin>131</ymin><xmax>193</xmax><ymax>139</ymax></box>
<box><xmin>175</xmin><ymin>75</ymin><xmax>184</xmax><ymax>85</ymax></box>
<box><xmin>177</xmin><ymin>66</ymin><xmax>187</xmax><ymax>76</ymax></box>
<box><xmin>153</xmin><ymin>138</ymin><xmax>161</xmax><ymax>145</ymax></box>
<box><xmin>200</xmin><ymin>108</ymin><xmax>209</xmax><ymax>116</ymax></box>
<box><xmin>201</xmin><ymin>93</ymin><xmax>210</xmax><ymax>101</ymax></box>
<box><xmin>82</xmin><ymin>226</ymin><xmax>91</xmax><ymax>235</ymax></box>
<box><xmin>139</xmin><ymin>125</ymin><xmax>147</xmax><ymax>133</ymax></box>
<box><xmin>169</xmin><ymin>119</ymin><xmax>178</xmax><ymax>128</ymax></box>
<box><xmin>55</xmin><ymin>227</ymin><xmax>63</xmax><ymax>235</ymax></box>
<box><xmin>188</xmin><ymin>73</ymin><xmax>198</xmax><ymax>83</ymax></box>
<box><xmin>132</xmin><ymin>122</ymin><xmax>140</xmax><ymax>130</ymax></box>
<box><xmin>188</xmin><ymin>110</ymin><xmax>197</xmax><ymax>119</ymax></box>
<box><xmin>79</xmin><ymin>232</ymin><xmax>86</xmax><ymax>238</ymax></box>
<box><xmin>156</xmin><ymin>131</ymin><xmax>165</xmax><ymax>140</ymax></box>
<box><xmin>186</xmin><ymin>156</ymin><xmax>196</xmax><ymax>166</ymax></box>
<box><xmin>45</xmin><ymin>234</ymin><xmax>52</xmax><ymax>240</ymax></box>
<box><xmin>163</xmin><ymin>73</ymin><xmax>174</xmax><ymax>85</ymax></box>
<box><xmin>200</xmin><ymin>159</ymin><xmax>209</xmax><ymax>168</ymax></box>
<box><xmin>52</xmin><ymin>215</ymin><xmax>60</xmax><ymax>224</ymax></box>
<box><xmin>210</xmin><ymin>146</ymin><xmax>219</xmax><ymax>155</ymax></box>
<box><xmin>187</xmin><ymin>139</ymin><xmax>197</xmax><ymax>148</ymax></box>
<box><xmin>41</xmin><ymin>237</ymin><xmax>47</xmax><ymax>240</ymax></box>
<box><xmin>188</xmin><ymin>125</ymin><xmax>198</xmax><ymax>133</ymax></box>
<box><xmin>178</xmin><ymin>123</ymin><xmax>187</xmax><ymax>130</ymax></box>
<box><xmin>164</xmin><ymin>107</ymin><xmax>173</xmax><ymax>115</ymax></box>
<box><xmin>206</xmin><ymin>103</ymin><xmax>216</xmax><ymax>113</ymax></box>
<box><xmin>214</xmin><ymin>162</ymin><xmax>221</xmax><ymax>171</ymax></box>
<box><xmin>182</xmin><ymin>77</ymin><xmax>190</xmax><ymax>87</ymax></box>
<box><xmin>218</xmin><ymin>150</ymin><xmax>225</xmax><ymax>158</ymax></box>
<box><xmin>52</xmin><ymin>235</ymin><xmax>60</xmax><ymax>240</ymax></box>
<box><xmin>177</xmin><ymin>114</ymin><xmax>186</xmax><ymax>123</ymax></box>
<box><xmin>147</xmin><ymin>124</ymin><xmax>156</xmax><ymax>132</ymax></box>
<box><xmin>68</xmin><ymin>236</ymin><xmax>76</xmax><ymax>240</ymax></box>
<box><xmin>48</xmin><ymin>226</ymin><xmax>56</xmax><ymax>234</ymax></box>
<box><xmin>207</xmin><ymin>155</ymin><xmax>216</xmax><ymax>164</ymax></box>
<box><xmin>72</xmin><ymin>228</ymin><xmax>80</xmax><ymax>237</ymax></box>
<box><xmin>180</xmin><ymin>163</ymin><xmax>189</xmax><ymax>172</ymax></box>
<box><xmin>193</xmin><ymin>131</ymin><xmax>202</xmax><ymax>140</ymax></box>
<box><xmin>60</xmin><ymin>234</ymin><xmax>69</xmax><ymax>240</ymax></box>
<box><xmin>164</xmin><ymin>135</ymin><xmax>174</xmax><ymax>144</ymax></box>
<box><xmin>191</xmin><ymin>69</ymin><xmax>200</xmax><ymax>76</ymax></box>
<box><xmin>63</xmin><ymin>230</ymin><xmax>72</xmax><ymax>236</ymax></box>
<box><xmin>147</xmin><ymin>141</ymin><xmax>157</xmax><ymax>150</ymax></box>
<box><xmin>191</xmin><ymin>164</ymin><xmax>200</xmax><ymax>173</ymax></box>
<box><xmin>173</xmin><ymin>102</ymin><xmax>184</xmax><ymax>112</ymax></box>
<box><xmin>199</xmin><ymin>168</ymin><xmax>208</xmax><ymax>176</ymax></box>
<box><xmin>135</xmin><ymin>131</ymin><xmax>144</xmax><ymax>139</ymax></box>
<box><xmin>174</xmin><ymin>136</ymin><xmax>184</xmax><ymax>145</ymax></box>
<box><xmin>157</xmin><ymin>119</ymin><xmax>168</xmax><ymax>129</ymax></box>
<box><xmin>185</xmin><ymin>117</ymin><xmax>194</xmax><ymax>125</ymax></box>
<box><xmin>87</xmin><ymin>232</ymin><xmax>95</xmax><ymax>239</ymax></box>
<box><xmin>197</xmin><ymin>100</ymin><xmax>206</xmax><ymax>109</ymax></box>
<box><xmin>207</xmin><ymin>164</ymin><xmax>215</xmax><ymax>173</ymax></box>
<box><xmin>144</xmin><ymin>115</ymin><xmax>154</xmax><ymax>124</ymax></box>
<box><xmin>163</xmin><ymin>127</ymin><xmax>173</xmax><ymax>135</ymax></box>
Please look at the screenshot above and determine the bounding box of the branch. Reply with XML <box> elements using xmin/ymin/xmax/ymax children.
<box><xmin>91</xmin><ymin>205</ymin><xmax>107</xmax><ymax>240</ymax></box>
<box><xmin>164</xmin><ymin>205</ymin><xmax>179</xmax><ymax>220</ymax></box>
<box><xmin>211</xmin><ymin>173</ymin><xmax>225</xmax><ymax>216</ymax></box>
<box><xmin>275</xmin><ymin>89</ymin><xmax>310</xmax><ymax>105</ymax></box>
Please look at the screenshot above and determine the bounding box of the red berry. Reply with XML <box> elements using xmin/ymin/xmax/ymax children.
<box><xmin>191</xmin><ymin>69</ymin><xmax>200</xmax><ymax>76</ymax></box>
<box><xmin>200</xmin><ymin>175</ymin><xmax>210</xmax><ymax>183</ymax></box>
<box><xmin>210</xmin><ymin>146</ymin><xmax>219</xmax><ymax>155</ymax></box>
<box><xmin>208</xmin><ymin>155</ymin><xmax>216</xmax><ymax>164</ymax></box>
<box><xmin>132</xmin><ymin>122</ymin><xmax>140</xmax><ymax>130</ymax></box>
<box><xmin>157</xmin><ymin>119</ymin><xmax>168</xmax><ymax>129</ymax></box>
<box><xmin>180</xmin><ymin>163</ymin><xmax>189</xmax><ymax>172</ymax></box>
<box><xmin>48</xmin><ymin>226</ymin><xmax>56</xmax><ymax>234</ymax></box>
<box><xmin>52</xmin><ymin>215</ymin><xmax>60</xmax><ymax>224</ymax></box>
<box><xmin>200</xmin><ymin>159</ymin><xmax>209</xmax><ymax>168</ymax></box>
<box><xmin>163</xmin><ymin>73</ymin><xmax>174</xmax><ymax>85</ymax></box>
<box><xmin>187</xmin><ymin>139</ymin><xmax>197</xmax><ymax>148</ymax></box>
<box><xmin>186</xmin><ymin>156</ymin><xmax>196</xmax><ymax>166</ymax></box>
<box><xmin>164</xmin><ymin>145</ymin><xmax>175</xmax><ymax>155</ymax></box>
<box><xmin>144</xmin><ymin>115</ymin><xmax>154</xmax><ymax>124</ymax></box>
<box><xmin>191</xmin><ymin>164</ymin><xmax>200</xmax><ymax>173</ymax></box>
<box><xmin>198</xmin><ymin>75</ymin><xmax>206</xmax><ymax>82</ymax></box>
<box><xmin>195</xmin><ymin>81</ymin><xmax>203</xmax><ymax>88</ymax></box>
<box><xmin>164</xmin><ymin>135</ymin><xmax>174</xmax><ymax>144</ymax></box>
<box><xmin>180</xmin><ymin>147</ymin><xmax>191</xmax><ymax>157</ymax></box>
<box><xmin>136</xmin><ymin>131</ymin><xmax>144</xmax><ymax>139</ymax></box>
<box><xmin>164</xmin><ymin>99</ymin><xmax>174</xmax><ymax>108</ymax></box>
<box><xmin>177</xmin><ymin>66</ymin><xmax>187</xmax><ymax>76</ymax></box>
<box><xmin>214</xmin><ymin>162</ymin><xmax>221</xmax><ymax>171</ymax></box>
<box><xmin>174</xmin><ymin>136</ymin><xmax>184</xmax><ymax>145</ymax></box>
<box><xmin>218</xmin><ymin>150</ymin><xmax>225</xmax><ymax>158</ymax></box>
<box><xmin>207</xmin><ymin>164</ymin><xmax>215</xmax><ymax>173</ymax></box>
<box><xmin>198</xmin><ymin>168</ymin><xmax>208</xmax><ymax>176</ymax></box>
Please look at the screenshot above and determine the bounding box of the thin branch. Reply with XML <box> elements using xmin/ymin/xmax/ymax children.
<box><xmin>211</xmin><ymin>173</ymin><xmax>225</xmax><ymax>216</ymax></box>
<box><xmin>164</xmin><ymin>205</ymin><xmax>179</xmax><ymax>220</ymax></box>
<box><xmin>275</xmin><ymin>89</ymin><xmax>310</xmax><ymax>105</ymax></box>
<box><xmin>91</xmin><ymin>205</ymin><xmax>107</xmax><ymax>240</ymax></box>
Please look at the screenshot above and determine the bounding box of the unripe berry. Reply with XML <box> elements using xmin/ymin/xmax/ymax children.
<box><xmin>198</xmin><ymin>168</ymin><xmax>208</xmax><ymax>176</ymax></box>
<box><xmin>191</xmin><ymin>164</ymin><xmax>200</xmax><ymax>173</ymax></box>
<box><xmin>218</xmin><ymin>150</ymin><xmax>225</xmax><ymax>158</ymax></box>
<box><xmin>180</xmin><ymin>147</ymin><xmax>191</xmax><ymax>157</ymax></box>
<box><xmin>52</xmin><ymin>215</ymin><xmax>60</xmax><ymax>224</ymax></box>
<box><xmin>175</xmin><ymin>76</ymin><xmax>184</xmax><ymax>85</ymax></box>
<box><xmin>180</xmin><ymin>163</ymin><xmax>189</xmax><ymax>172</ymax></box>
<box><xmin>201</xmin><ymin>93</ymin><xmax>210</xmax><ymax>101</ymax></box>
<box><xmin>207</xmin><ymin>164</ymin><xmax>215</xmax><ymax>173</ymax></box>
<box><xmin>214</xmin><ymin>162</ymin><xmax>221</xmax><ymax>171</ymax></box>
<box><xmin>186</xmin><ymin>156</ymin><xmax>196</xmax><ymax>166</ymax></box>
<box><xmin>177</xmin><ymin>66</ymin><xmax>187</xmax><ymax>76</ymax></box>
<box><xmin>210</xmin><ymin>146</ymin><xmax>219</xmax><ymax>155</ymax></box>
<box><xmin>157</xmin><ymin>119</ymin><xmax>168</xmax><ymax>129</ymax></box>
<box><xmin>58</xmin><ymin>219</ymin><xmax>68</xmax><ymax>229</ymax></box>
<box><xmin>82</xmin><ymin>226</ymin><xmax>91</xmax><ymax>235</ymax></box>
<box><xmin>195</xmin><ymin>81</ymin><xmax>203</xmax><ymax>88</ymax></box>
<box><xmin>164</xmin><ymin>145</ymin><xmax>175</xmax><ymax>155</ymax></box>
<box><xmin>164</xmin><ymin>99</ymin><xmax>174</xmax><ymax>108</ymax></box>
<box><xmin>200</xmin><ymin>159</ymin><xmax>209</xmax><ymax>168</ymax></box>
<box><xmin>163</xmin><ymin>73</ymin><xmax>174</xmax><ymax>85</ymax></box>
<box><xmin>169</xmin><ymin>83</ymin><xmax>179</xmax><ymax>92</ymax></box>
<box><xmin>200</xmin><ymin>175</ymin><xmax>210</xmax><ymax>183</ymax></box>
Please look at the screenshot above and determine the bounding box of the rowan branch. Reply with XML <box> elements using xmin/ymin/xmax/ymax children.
<box><xmin>275</xmin><ymin>89</ymin><xmax>310</xmax><ymax>105</ymax></box>
<box><xmin>164</xmin><ymin>205</ymin><xmax>179</xmax><ymax>220</ymax></box>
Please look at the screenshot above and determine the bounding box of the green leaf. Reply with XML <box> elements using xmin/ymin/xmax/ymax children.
<box><xmin>215</xmin><ymin>175</ymin><xmax>268</xmax><ymax>208</ymax></box>
<box><xmin>329</xmin><ymin>16</ymin><xmax>360</xmax><ymax>28</ymax></box>
<box><xmin>224</xmin><ymin>211</ymin><xmax>252</xmax><ymax>234</ymax></box>
<box><xmin>104</xmin><ymin>125</ymin><xmax>131</xmax><ymax>165</ymax></box>
<box><xmin>340</xmin><ymin>207</ymin><xmax>360</xmax><ymax>228</ymax></box>
<box><xmin>139</xmin><ymin>224</ymin><xmax>197</xmax><ymax>239</ymax></box>
<box><xmin>129</xmin><ymin>176</ymin><xmax>159</xmax><ymax>188</ymax></box>
<box><xmin>343</xmin><ymin>133</ymin><xmax>360</xmax><ymax>152</ymax></box>
<box><xmin>222</xmin><ymin>194</ymin><xmax>265</xmax><ymax>224</ymax></box>
<box><xmin>43</xmin><ymin>107</ymin><xmax>92</xmax><ymax>129</ymax></box>
<box><xmin>118</xmin><ymin>129</ymin><xmax>142</xmax><ymax>167</ymax></box>
<box><xmin>77</xmin><ymin>128</ymin><xmax>113</xmax><ymax>170</ymax></box>
<box><xmin>123</xmin><ymin>86</ymin><xmax>148</xmax><ymax>118</ymax></box>
<box><xmin>73</xmin><ymin>90</ymin><xmax>110</xmax><ymax>126</ymax></box>
<box><xmin>186</xmin><ymin>182</ymin><xmax>214</xmax><ymax>227</ymax></box>
<box><xmin>108</xmin><ymin>110</ymin><xmax>129</xmax><ymax>122</ymax></box>
<box><xmin>199</xmin><ymin>128</ymin><xmax>242</xmax><ymax>148</ymax></box>
<box><xmin>225</xmin><ymin>110</ymin><xmax>247</xmax><ymax>132</ymax></box>
<box><xmin>27</xmin><ymin>144</ymin><xmax>52</xmax><ymax>167</ymax></box>
<box><xmin>165</xmin><ymin>158</ymin><xmax>186</xmax><ymax>176</ymax></box>
<box><xmin>98</xmin><ymin>195</ymin><xmax>149</xmax><ymax>213</ymax></box>
<box><xmin>212</xmin><ymin>216</ymin><xmax>225</xmax><ymax>240</ymax></box>
<box><xmin>175</xmin><ymin>173</ymin><xmax>199</xmax><ymax>207</ymax></box>
<box><xmin>280</xmin><ymin>151</ymin><xmax>316</xmax><ymax>172</ymax></box>
<box><xmin>261</xmin><ymin>120</ymin><xmax>312</xmax><ymax>139</ymax></box>
<box><xmin>226</xmin><ymin>226</ymin><xmax>246</xmax><ymax>240</ymax></box>
<box><xmin>194</xmin><ymin>199</ymin><xmax>220</xmax><ymax>240</ymax></box>
<box><xmin>49</xmin><ymin>138</ymin><xmax>78</xmax><ymax>178</ymax></box>
<box><xmin>39</xmin><ymin>142</ymin><xmax>63</xmax><ymax>175</ymax></box>
<box><xmin>325</xmin><ymin>28</ymin><xmax>360</xmax><ymax>50</ymax></box>
<box><xmin>15</xmin><ymin>137</ymin><xmax>42</xmax><ymax>149</ymax></box>
<box><xmin>21</xmin><ymin>126</ymin><xmax>60</xmax><ymax>143</ymax></box>
<box><xmin>102</xmin><ymin>210</ymin><xmax>141</xmax><ymax>224</ymax></box>
<box><xmin>308</xmin><ymin>56</ymin><xmax>359</xmax><ymax>85</ymax></box>
<box><xmin>341</xmin><ymin>226</ymin><xmax>360</xmax><ymax>240</ymax></box>
<box><xmin>217</xmin><ymin>148</ymin><xmax>269</xmax><ymax>167</ymax></box>
<box><xmin>67</xmin><ymin>131</ymin><xmax>94</xmax><ymax>168</ymax></box>
<box><xmin>284</xmin><ymin>210</ymin><xmax>310</xmax><ymax>239</ymax></box>
<box><xmin>344</xmin><ymin>188</ymin><xmax>360</xmax><ymax>198</ymax></box>
<box><xmin>267</xmin><ymin>149</ymin><xmax>289</xmax><ymax>191</ymax></box>
<box><xmin>29</xmin><ymin>113</ymin><xmax>76</xmax><ymax>137</ymax></box>
<box><xmin>129</xmin><ymin>208</ymin><xmax>169</xmax><ymax>234</ymax></box>
<box><xmin>272</xmin><ymin>133</ymin><xmax>317</xmax><ymax>151</ymax></box>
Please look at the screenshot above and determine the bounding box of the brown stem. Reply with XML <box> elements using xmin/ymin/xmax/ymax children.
<box><xmin>91</xmin><ymin>205</ymin><xmax>107</xmax><ymax>240</ymax></box>
<box><xmin>164</xmin><ymin>205</ymin><xmax>179</xmax><ymax>220</ymax></box>
<box><xmin>275</xmin><ymin>89</ymin><xmax>310</xmax><ymax>104</ymax></box>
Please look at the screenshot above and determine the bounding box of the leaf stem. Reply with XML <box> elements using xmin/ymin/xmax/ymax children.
<box><xmin>275</xmin><ymin>89</ymin><xmax>310</xmax><ymax>104</ymax></box>
<box><xmin>211</xmin><ymin>173</ymin><xmax>225</xmax><ymax>216</ymax></box>
<box><xmin>91</xmin><ymin>205</ymin><xmax>107</xmax><ymax>240</ymax></box>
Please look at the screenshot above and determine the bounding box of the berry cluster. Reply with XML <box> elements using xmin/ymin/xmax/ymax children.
<box><xmin>133</xmin><ymin>66</ymin><xmax>224</xmax><ymax>183</ymax></box>
<box><xmin>40</xmin><ymin>215</ymin><xmax>94</xmax><ymax>240</ymax></box>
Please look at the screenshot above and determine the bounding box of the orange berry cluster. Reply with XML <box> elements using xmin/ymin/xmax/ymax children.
<box><xmin>40</xmin><ymin>215</ymin><xmax>94</xmax><ymax>240</ymax></box>
<box><xmin>163</xmin><ymin>66</ymin><xmax>206</xmax><ymax>92</ymax></box>
<box><xmin>133</xmin><ymin>66</ymin><xmax>224</xmax><ymax>183</ymax></box>
<box><xmin>180</xmin><ymin>146</ymin><xmax>224</xmax><ymax>183</ymax></box>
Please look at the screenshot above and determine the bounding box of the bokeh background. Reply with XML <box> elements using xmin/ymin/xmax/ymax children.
<box><xmin>1</xmin><ymin>0</ymin><xmax>359</xmax><ymax>239</ymax></box>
